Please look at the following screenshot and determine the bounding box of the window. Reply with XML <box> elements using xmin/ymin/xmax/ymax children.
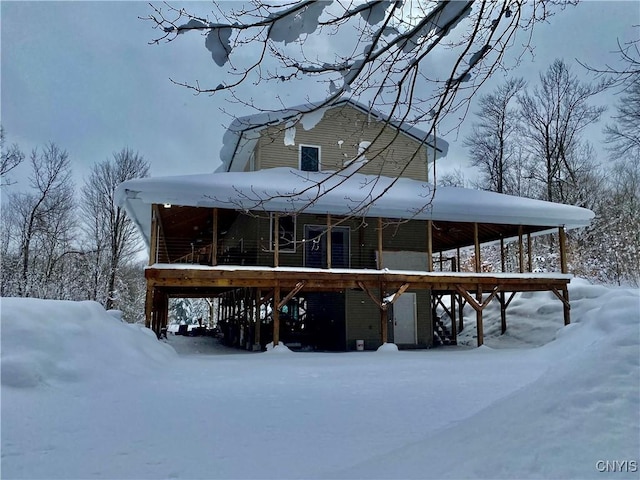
<box><xmin>270</xmin><ymin>214</ymin><xmax>296</xmax><ymax>252</ymax></box>
<box><xmin>300</xmin><ymin>145</ymin><xmax>320</xmax><ymax>172</ymax></box>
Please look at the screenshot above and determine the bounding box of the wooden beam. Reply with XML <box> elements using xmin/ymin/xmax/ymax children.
<box><xmin>278</xmin><ymin>281</ymin><xmax>306</xmax><ymax>309</ymax></box>
<box><xmin>550</xmin><ymin>285</ymin><xmax>571</xmax><ymax>326</ymax></box>
<box><xmin>380</xmin><ymin>282</ymin><xmax>388</xmax><ymax>344</ymax></box>
<box><xmin>500</xmin><ymin>237</ymin><xmax>505</xmax><ymax>273</ymax></box>
<box><xmin>273</xmin><ymin>285</ymin><xmax>281</xmax><ymax>345</ymax></box>
<box><xmin>426</xmin><ymin>220</ymin><xmax>433</xmax><ymax>272</ymax></box>
<box><xmin>144</xmin><ymin>285</ymin><xmax>154</xmax><ymax>328</ymax></box>
<box><xmin>518</xmin><ymin>225</ymin><xmax>524</xmax><ymax>273</ymax></box>
<box><xmin>454</xmin><ymin>285</ymin><xmax>500</xmax><ymax>312</ymax></box>
<box><xmin>377</xmin><ymin>217</ymin><xmax>383</xmax><ymax>269</ymax></box>
<box><xmin>357</xmin><ymin>281</ymin><xmax>384</xmax><ymax>310</ymax></box>
<box><xmin>527</xmin><ymin>232</ymin><xmax>532</xmax><ymax>272</ymax></box>
<box><xmin>326</xmin><ymin>214</ymin><xmax>332</xmax><ymax>269</ymax></box>
<box><xmin>254</xmin><ymin>289</ymin><xmax>261</xmax><ymax>347</ymax></box>
<box><xmin>474</xmin><ymin>223</ymin><xmax>481</xmax><ymax>273</ymax></box>
<box><xmin>383</xmin><ymin>283</ymin><xmax>411</xmax><ymax>305</ymax></box>
<box><xmin>476</xmin><ymin>285</ymin><xmax>483</xmax><ymax>347</ymax></box>
<box><xmin>562</xmin><ymin>286</ymin><xmax>571</xmax><ymax>326</ymax></box>
<box><xmin>149</xmin><ymin>205</ymin><xmax>159</xmax><ymax>266</ymax></box>
<box><xmin>559</xmin><ymin>226</ymin><xmax>568</xmax><ymax>274</ymax></box>
<box><xmin>273</xmin><ymin>214</ymin><xmax>279</xmax><ymax>268</ymax></box>
<box><xmin>211</xmin><ymin>208</ymin><xmax>218</xmax><ymax>266</ymax></box>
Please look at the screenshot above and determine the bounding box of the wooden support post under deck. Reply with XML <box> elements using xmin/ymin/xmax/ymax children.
<box><xmin>380</xmin><ymin>283</ymin><xmax>388</xmax><ymax>344</ymax></box>
<box><xmin>527</xmin><ymin>233</ymin><xmax>532</xmax><ymax>272</ymax></box>
<box><xmin>476</xmin><ymin>285</ymin><xmax>484</xmax><ymax>347</ymax></box>
<box><xmin>377</xmin><ymin>217</ymin><xmax>384</xmax><ymax>269</ymax></box>
<box><xmin>474</xmin><ymin>223</ymin><xmax>481</xmax><ymax>273</ymax></box>
<box><xmin>273</xmin><ymin>285</ymin><xmax>281</xmax><ymax>346</ymax></box>
<box><xmin>254</xmin><ymin>288</ymin><xmax>261</xmax><ymax>348</ymax></box>
<box><xmin>518</xmin><ymin>226</ymin><xmax>525</xmax><ymax>273</ymax></box>
<box><xmin>326</xmin><ymin>214</ymin><xmax>332</xmax><ymax>269</ymax></box>
<box><xmin>559</xmin><ymin>226</ymin><xmax>568</xmax><ymax>274</ymax></box>
<box><xmin>211</xmin><ymin>208</ymin><xmax>218</xmax><ymax>266</ymax></box>
<box><xmin>500</xmin><ymin>292</ymin><xmax>507</xmax><ymax>334</ymax></box>
<box><xmin>426</xmin><ymin>220</ymin><xmax>433</xmax><ymax>272</ymax></box>
<box><xmin>450</xmin><ymin>292</ymin><xmax>457</xmax><ymax>341</ymax></box>
<box><xmin>562</xmin><ymin>286</ymin><xmax>571</xmax><ymax>325</ymax></box>
<box><xmin>273</xmin><ymin>214</ymin><xmax>279</xmax><ymax>268</ymax></box>
<box><xmin>144</xmin><ymin>286</ymin><xmax>153</xmax><ymax>328</ymax></box>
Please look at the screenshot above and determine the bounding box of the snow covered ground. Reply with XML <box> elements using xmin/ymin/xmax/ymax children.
<box><xmin>1</xmin><ymin>278</ymin><xmax>638</xmax><ymax>479</ymax></box>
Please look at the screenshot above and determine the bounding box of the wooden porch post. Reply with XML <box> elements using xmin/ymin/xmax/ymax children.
<box><xmin>527</xmin><ymin>232</ymin><xmax>533</xmax><ymax>272</ymax></box>
<box><xmin>380</xmin><ymin>283</ymin><xmax>388</xmax><ymax>344</ymax></box>
<box><xmin>254</xmin><ymin>288</ymin><xmax>261</xmax><ymax>349</ymax></box>
<box><xmin>499</xmin><ymin>236</ymin><xmax>506</xmax><ymax>334</ymax></box>
<box><xmin>562</xmin><ymin>286</ymin><xmax>571</xmax><ymax>326</ymax></box>
<box><xmin>500</xmin><ymin>296</ymin><xmax>507</xmax><ymax>335</ymax></box>
<box><xmin>559</xmin><ymin>226</ymin><xmax>568</xmax><ymax>274</ymax></box>
<box><xmin>518</xmin><ymin>226</ymin><xmax>525</xmax><ymax>273</ymax></box>
<box><xmin>474</xmin><ymin>223</ymin><xmax>481</xmax><ymax>273</ymax></box>
<box><xmin>273</xmin><ymin>214</ymin><xmax>279</xmax><ymax>268</ymax></box>
<box><xmin>326</xmin><ymin>213</ymin><xmax>332</xmax><ymax>269</ymax></box>
<box><xmin>149</xmin><ymin>205</ymin><xmax>159</xmax><ymax>265</ymax></box>
<box><xmin>273</xmin><ymin>285</ymin><xmax>281</xmax><ymax>346</ymax></box>
<box><xmin>426</xmin><ymin>220</ymin><xmax>433</xmax><ymax>272</ymax></box>
<box><xmin>144</xmin><ymin>285</ymin><xmax>153</xmax><ymax>328</ymax></box>
<box><xmin>211</xmin><ymin>208</ymin><xmax>218</xmax><ymax>266</ymax></box>
<box><xmin>377</xmin><ymin>217</ymin><xmax>384</xmax><ymax>269</ymax></box>
<box><xmin>476</xmin><ymin>285</ymin><xmax>484</xmax><ymax>347</ymax></box>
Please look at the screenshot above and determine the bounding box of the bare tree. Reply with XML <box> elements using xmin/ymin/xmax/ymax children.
<box><xmin>81</xmin><ymin>149</ymin><xmax>150</xmax><ymax>310</ymax></box>
<box><xmin>144</xmin><ymin>0</ymin><xmax>575</xmax><ymax>205</ymax></box>
<box><xmin>1</xmin><ymin>126</ymin><xmax>25</xmax><ymax>186</ymax></box>
<box><xmin>604</xmin><ymin>76</ymin><xmax>640</xmax><ymax>159</ymax></box>
<box><xmin>464</xmin><ymin>77</ymin><xmax>525</xmax><ymax>193</ymax></box>
<box><xmin>6</xmin><ymin>144</ymin><xmax>75</xmax><ymax>297</ymax></box>
<box><xmin>518</xmin><ymin>59</ymin><xmax>607</xmax><ymax>203</ymax></box>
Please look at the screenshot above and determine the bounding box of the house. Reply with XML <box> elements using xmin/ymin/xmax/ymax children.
<box><xmin>115</xmin><ymin>99</ymin><xmax>594</xmax><ymax>351</ymax></box>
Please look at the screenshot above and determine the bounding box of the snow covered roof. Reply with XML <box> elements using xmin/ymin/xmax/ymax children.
<box><xmin>116</xmin><ymin>167</ymin><xmax>594</xmax><ymax>246</ymax></box>
<box><xmin>218</xmin><ymin>98</ymin><xmax>449</xmax><ymax>173</ymax></box>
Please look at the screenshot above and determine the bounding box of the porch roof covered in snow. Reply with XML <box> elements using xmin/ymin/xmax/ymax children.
<box><xmin>115</xmin><ymin>167</ymin><xmax>594</xmax><ymax>253</ymax></box>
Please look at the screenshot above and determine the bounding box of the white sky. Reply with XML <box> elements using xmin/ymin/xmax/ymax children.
<box><xmin>1</xmin><ymin>1</ymin><xmax>638</xmax><ymax>190</ymax></box>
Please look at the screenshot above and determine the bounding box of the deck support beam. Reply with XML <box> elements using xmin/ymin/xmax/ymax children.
<box><xmin>278</xmin><ymin>281</ymin><xmax>306</xmax><ymax>310</ymax></box>
<box><xmin>273</xmin><ymin>284</ymin><xmax>281</xmax><ymax>346</ymax></box>
<box><xmin>518</xmin><ymin>226</ymin><xmax>525</xmax><ymax>273</ymax></box>
<box><xmin>551</xmin><ymin>286</ymin><xmax>571</xmax><ymax>326</ymax></box>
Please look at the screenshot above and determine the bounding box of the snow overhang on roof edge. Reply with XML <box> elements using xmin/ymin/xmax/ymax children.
<box><xmin>115</xmin><ymin>167</ymin><xmax>595</xmax><ymax>246</ymax></box>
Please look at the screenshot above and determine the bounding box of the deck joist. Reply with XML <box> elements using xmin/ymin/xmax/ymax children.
<box><xmin>145</xmin><ymin>265</ymin><xmax>571</xmax><ymax>294</ymax></box>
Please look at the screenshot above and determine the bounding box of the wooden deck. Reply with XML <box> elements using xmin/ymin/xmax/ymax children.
<box><xmin>145</xmin><ymin>264</ymin><xmax>572</xmax><ymax>348</ymax></box>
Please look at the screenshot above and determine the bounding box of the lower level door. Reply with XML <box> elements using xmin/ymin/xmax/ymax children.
<box><xmin>393</xmin><ymin>292</ymin><xmax>417</xmax><ymax>344</ymax></box>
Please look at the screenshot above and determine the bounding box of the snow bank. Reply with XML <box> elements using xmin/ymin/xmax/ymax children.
<box><xmin>1</xmin><ymin>298</ymin><xmax>176</xmax><ymax>388</ymax></box>
<box><xmin>333</xmin><ymin>280</ymin><xmax>640</xmax><ymax>479</ymax></box>
<box><xmin>1</xmin><ymin>280</ymin><xmax>637</xmax><ymax>479</ymax></box>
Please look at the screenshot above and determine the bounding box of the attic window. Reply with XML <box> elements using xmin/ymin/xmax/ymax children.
<box><xmin>300</xmin><ymin>145</ymin><xmax>320</xmax><ymax>172</ymax></box>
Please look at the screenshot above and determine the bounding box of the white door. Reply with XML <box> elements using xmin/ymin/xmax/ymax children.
<box><xmin>393</xmin><ymin>293</ymin><xmax>417</xmax><ymax>344</ymax></box>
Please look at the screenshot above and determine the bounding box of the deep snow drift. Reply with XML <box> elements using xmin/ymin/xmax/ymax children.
<box><xmin>1</xmin><ymin>278</ymin><xmax>639</xmax><ymax>479</ymax></box>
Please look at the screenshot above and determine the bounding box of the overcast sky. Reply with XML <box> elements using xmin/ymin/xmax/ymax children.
<box><xmin>1</xmin><ymin>1</ymin><xmax>638</xmax><ymax>190</ymax></box>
